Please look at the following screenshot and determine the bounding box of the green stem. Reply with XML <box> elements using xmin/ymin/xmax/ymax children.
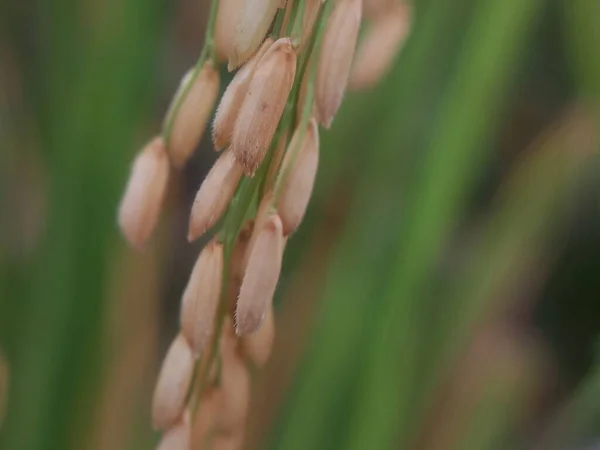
<box><xmin>272</xmin><ymin>7</ymin><xmax>287</xmax><ymax>38</ymax></box>
<box><xmin>218</xmin><ymin>177</ymin><xmax>254</xmax><ymax>246</ymax></box>
<box><xmin>290</xmin><ymin>0</ymin><xmax>307</xmax><ymax>46</ymax></box>
<box><xmin>286</xmin><ymin>0</ymin><xmax>301</xmax><ymax>36</ymax></box>
<box><xmin>204</xmin><ymin>0</ymin><xmax>221</xmax><ymax>63</ymax></box>
<box><xmin>259</xmin><ymin>124</ymin><xmax>290</xmax><ymax>197</ymax></box>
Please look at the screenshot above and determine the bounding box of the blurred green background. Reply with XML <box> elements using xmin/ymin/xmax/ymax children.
<box><xmin>1</xmin><ymin>0</ymin><xmax>600</xmax><ymax>449</ymax></box>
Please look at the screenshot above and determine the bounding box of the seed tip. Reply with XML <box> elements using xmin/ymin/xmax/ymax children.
<box><xmin>187</xmin><ymin>229</ymin><xmax>196</xmax><ymax>243</ymax></box>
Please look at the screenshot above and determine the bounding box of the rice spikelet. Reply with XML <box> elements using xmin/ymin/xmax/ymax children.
<box><xmin>211</xmin><ymin>434</ymin><xmax>245</xmax><ymax>450</ymax></box>
<box><xmin>214</xmin><ymin>319</ymin><xmax>251</xmax><ymax>432</ymax></box>
<box><xmin>152</xmin><ymin>335</ymin><xmax>194</xmax><ymax>430</ymax></box>
<box><xmin>215</xmin><ymin>0</ymin><xmax>239</xmax><ymax>61</ymax></box>
<box><xmin>235</xmin><ymin>214</ymin><xmax>284</xmax><ymax>334</ymax></box>
<box><xmin>241</xmin><ymin>306</ymin><xmax>275</xmax><ymax>367</ymax></box>
<box><xmin>169</xmin><ymin>62</ymin><xmax>220</xmax><ymax>167</ymax></box>
<box><xmin>188</xmin><ymin>151</ymin><xmax>243</xmax><ymax>241</ymax></box>
<box><xmin>315</xmin><ymin>0</ymin><xmax>362</xmax><ymax>128</ymax></box>
<box><xmin>156</xmin><ymin>412</ymin><xmax>190</xmax><ymax>450</ymax></box>
<box><xmin>362</xmin><ymin>0</ymin><xmax>395</xmax><ymax>19</ymax></box>
<box><xmin>229</xmin><ymin>0</ymin><xmax>280</xmax><ymax>70</ymax></box>
<box><xmin>231</xmin><ymin>38</ymin><xmax>297</xmax><ymax>176</ymax></box>
<box><xmin>276</xmin><ymin>118</ymin><xmax>320</xmax><ymax>235</ymax></box>
<box><xmin>190</xmin><ymin>389</ymin><xmax>220</xmax><ymax>448</ymax></box>
<box><xmin>118</xmin><ymin>137</ymin><xmax>169</xmax><ymax>249</ymax></box>
<box><xmin>349</xmin><ymin>4</ymin><xmax>411</xmax><ymax>90</ymax></box>
<box><xmin>213</xmin><ymin>38</ymin><xmax>274</xmax><ymax>150</ymax></box>
<box><xmin>180</xmin><ymin>239</ymin><xmax>224</xmax><ymax>356</ymax></box>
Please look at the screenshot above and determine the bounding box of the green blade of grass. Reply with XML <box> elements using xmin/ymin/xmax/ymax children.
<box><xmin>538</xmin><ymin>362</ymin><xmax>600</xmax><ymax>450</ymax></box>
<box><xmin>1</xmin><ymin>1</ymin><xmax>164</xmax><ymax>449</ymax></box>
<box><xmin>563</xmin><ymin>0</ymin><xmax>600</xmax><ymax>115</ymax></box>
<box><xmin>274</xmin><ymin>2</ymin><xmax>480</xmax><ymax>449</ymax></box>
<box><xmin>345</xmin><ymin>0</ymin><xmax>543</xmax><ymax>448</ymax></box>
<box><xmin>437</xmin><ymin>110</ymin><xmax>598</xmax><ymax>377</ymax></box>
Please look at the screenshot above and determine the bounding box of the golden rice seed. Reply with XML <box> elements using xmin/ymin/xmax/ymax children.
<box><xmin>215</xmin><ymin>339</ymin><xmax>251</xmax><ymax>432</ymax></box>
<box><xmin>235</xmin><ymin>214</ymin><xmax>284</xmax><ymax>335</ymax></box>
<box><xmin>213</xmin><ymin>38</ymin><xmax>274</xmax><ymax>151</ymax></box>
<box><xmin>180</xmin><ymin>239</ymin><xmax>224</xmax><ymax>356</ymax></box>
<box><xmin>229</xmin><ymin>0</ymin><xmax>279</xmax><ymax>70</ymax></box>
<box><xmin>152</xmin><ymin>335</ymin><xmax>195</xmax><ymax>430</ymax></box>
<box><xmin>191</xmin><ymin>388</ymin><xmax>221</xmax><ymax>448</ymax></box>
<box><xmin>215</xmin><ymin>0</ymin><xmax>239</xmax><ymax>62</ymax></box>
<box><xmin>188</xmin><ymin>150</ymin><xmax>244</xmax><ymax>241</ymax></box>
<box><xmin>315</xmin><ymin>0</ymin><xmax>362</xmax><ymax>128</ymax></box>
<box><xmin>169</xmin><ymin>62</ymin><xmax>220</xmax><ymax>168</ymax></box>
<box><xmin>118</xmin><ymin>137</ymin><xmax>170</xmax><ymax>249</ymax></box>
<box><xmin>241</xmin><ymin>306</ymin><xmax>275</xmax><ymax>367</ymax></box>
<box><xmin>231</xmin><ymin>38</ymin><xmax>297</xmax><ymax>176</ymax></box>
<box><xmin>362</xmin><ymin>0</ymin><xmax>395</xmax><ymax>19</ymax></box>
<box><xmin>211</xmin><ymin>434</ymin><xmax>245</xmax><ymax>450</ymax></box>
<box><xmin>276</xmin><ymin>118</ymin><xmax>320</xmax><ymax>235</ymax></box>
<box><xmin>349</xmin><ymin>4</ymin><xmax>411</xmax><ymax>90</ymax></box>
<box><xmin>156</xmin><ymin>412</ymin><xmax>190</xmax><ymax>450</ymax></box>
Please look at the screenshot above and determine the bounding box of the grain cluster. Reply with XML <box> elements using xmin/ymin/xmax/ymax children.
<box><xmin>116</xmin><ymin>0</ymin><xmax>411</xmax><ymax>447</ymax></box>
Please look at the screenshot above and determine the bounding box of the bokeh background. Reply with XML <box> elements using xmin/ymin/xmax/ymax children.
<box><xmin>1</xmin><ymin>0</ymin><xmax>600</xmax><ymax>449</ymax></box>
